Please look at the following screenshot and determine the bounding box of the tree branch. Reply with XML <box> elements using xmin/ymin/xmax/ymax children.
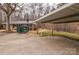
<box><xmin>0</xmin><ymin>4</ymin><xmax>8</xmax><ymax>14</ymax></box>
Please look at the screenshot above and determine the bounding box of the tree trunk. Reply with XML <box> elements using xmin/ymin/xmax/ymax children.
<box><xmin>6</xmin><ymin>15</ymin><xmax>11</xmax><ymax>32</ymax></box>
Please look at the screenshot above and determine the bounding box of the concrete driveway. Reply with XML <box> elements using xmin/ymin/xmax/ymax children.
<box><xmin>0</xmin><ymin>31</ymin><xmax>79</xmax><ymax>55</ymax></box>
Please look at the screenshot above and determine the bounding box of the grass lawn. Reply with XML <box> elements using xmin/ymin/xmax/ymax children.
<box><xmin>38</xmin><ymin>29</ymin><xmax>79</xmax><ymax>41</ymax></box>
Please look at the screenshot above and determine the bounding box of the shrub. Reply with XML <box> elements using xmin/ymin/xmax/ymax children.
<box><xmin>38</xmin><ymin>29</ymin><xmax>79</xmax><ymax>41</ymax></box>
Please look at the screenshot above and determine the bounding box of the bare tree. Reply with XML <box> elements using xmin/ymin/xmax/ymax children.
<box><xmin>0</xmin><ymin>3</ymin><xmax>17</xmax><ymax>32</ymax></box>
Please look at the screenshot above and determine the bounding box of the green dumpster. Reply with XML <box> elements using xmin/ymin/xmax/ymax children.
<box><xmin>16</xmin><ymin>25</ymin><xmax>29</xmax><ymax>33</ymax></box>
<box><xmin>16</xmin><ymin>25</ymin><xmax>21</xmax><ymax>33</ymax></box>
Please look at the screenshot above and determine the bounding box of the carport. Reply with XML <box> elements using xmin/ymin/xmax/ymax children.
<box><xmin>33</xmin><ymin>3</ymin><xmax>79</xmax><ymax>41</ymax></box>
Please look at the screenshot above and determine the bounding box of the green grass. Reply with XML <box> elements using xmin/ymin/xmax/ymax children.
<box><xmin>38</xmin><ymin>30</ymin><xmax>79</xmax><ymax>41</ymax></box>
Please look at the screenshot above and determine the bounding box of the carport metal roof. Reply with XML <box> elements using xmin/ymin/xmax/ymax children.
<box><xmin>33</xmin><ymin>3</ymin><xmax>79</xmax><ymax>24</ymax></box>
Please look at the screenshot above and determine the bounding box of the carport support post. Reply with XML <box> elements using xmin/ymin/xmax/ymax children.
<box><xmin>37</xmin><ymin>23</ymin><xmax>40</xmax><ymax>34</ymax></box>
<box><xmin>52</xmin><ymin>23</ymin><xmax>54</xmax><ymax>36</ymax></box>
<box><xmin>37</xmin><ymin>23</ymin><xmax>38</xmax><ymax>34</ymax></box>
